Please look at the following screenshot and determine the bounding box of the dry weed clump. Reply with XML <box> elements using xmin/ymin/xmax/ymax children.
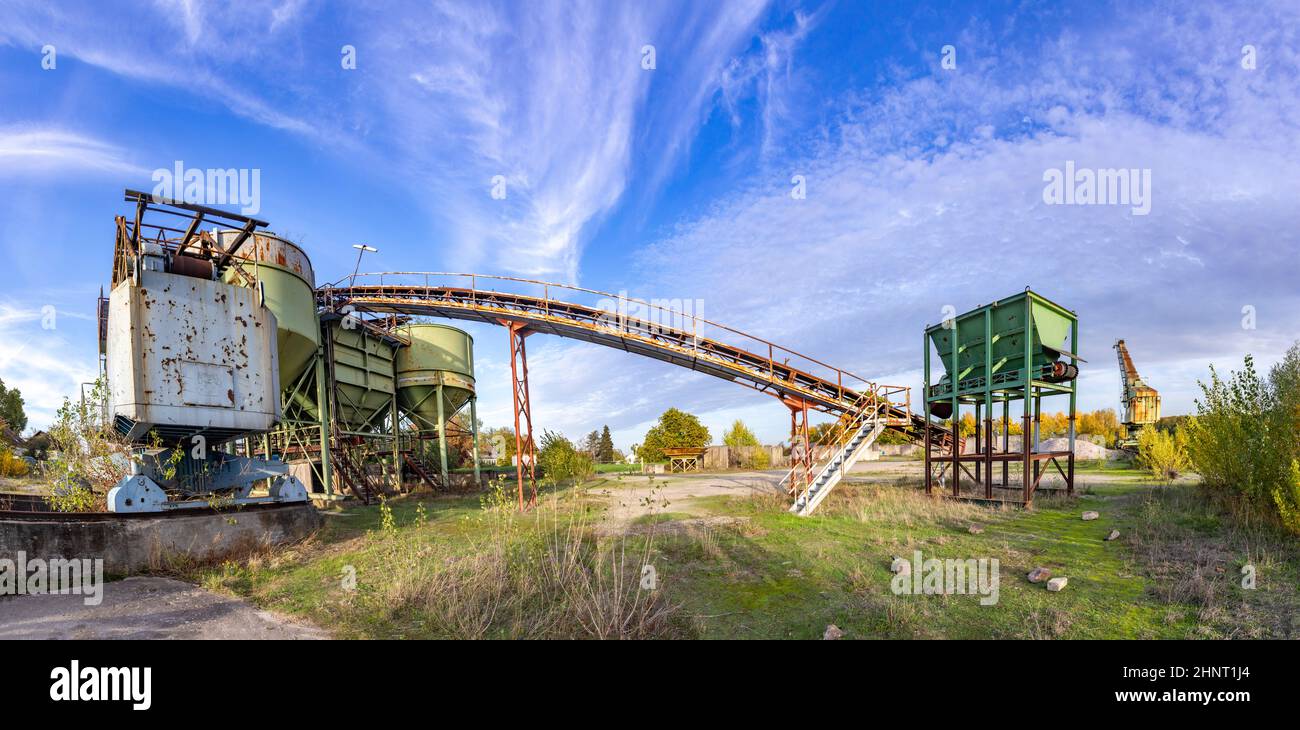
<box><xmin>1127</xmin><ymin>486</ymin><xmax>1300</xmax><ymax>638</ymax></box>
<box><xmin>369</xmin><ymin>490</ymin><xmax>687</xmax><ymax>639</ymax></box>
<box><xmin>818</xmin><ymin>480</ymin><xmax>998</xmax><ymax>527</ymax></box>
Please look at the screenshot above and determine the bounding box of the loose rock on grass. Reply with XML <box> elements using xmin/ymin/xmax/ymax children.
<box><xmin>823</xmin><ymin>624</ymin><xmax>844</xmax><ymax>640</ymax></box>
<box><xmin>1082</xmin><ymin>511</ymin><xmax>1100</xmax><ymax>521</ymax></box>
<box><xmin>1027</xmin><ymin>567</ymin><xmax>1052</xmax><ymax>583</ymax></box>
<box><xmin>1046</xmin><ymin>577</ymin><xmax>1069</xmax><ymax>592</ymax></box>
<box><xmin>1105</xmin><ymin>529</ymin><xmax>1120</xmax><ymax>541</ymax></box>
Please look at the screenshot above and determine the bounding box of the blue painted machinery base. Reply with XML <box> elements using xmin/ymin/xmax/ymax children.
<box><xmin>107</xmin><ymin>449</ymin><xmax>309</xmax><ymax>513</ymax></box>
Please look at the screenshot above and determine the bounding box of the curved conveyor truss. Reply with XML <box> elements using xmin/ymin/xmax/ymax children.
<box><xmin>319</xmin><ymin>274</ymin><xmax>955</xmax><ymax>451</ymax></box>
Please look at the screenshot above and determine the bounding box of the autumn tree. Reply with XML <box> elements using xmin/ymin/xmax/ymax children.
<box><xmin>723</xmin><ymin>419</ymin><xmax>768</xmax><ymax>469</ymax></box>
<box><xmin>580</xmin><ymin>430</ymin><xmax>601</xmax><ymax>459</ymax></box>
<box><xmin>0</xmin><ymin>379</ymin><xmax>26</xmax><ymax>437</ymax></box>
<box><xmin>636</xmin><ymin>408</ymin><xmax>710</xmax><ymax>462</ymax></box>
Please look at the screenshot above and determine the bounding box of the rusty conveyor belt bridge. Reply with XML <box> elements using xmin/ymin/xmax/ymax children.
<box><xmin>319</xmin><ymin>273</ymin><xmax>956</xmax><ymax>508</ymax></box>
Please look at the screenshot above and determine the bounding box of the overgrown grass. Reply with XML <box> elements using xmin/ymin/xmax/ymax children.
<box><xmin>611</xmin><ymin>476</ymin><xmax>1298</xmax><ymax>639</ymax></box>
<box><xmin>1126</xmin><ymin>485</ymin><xmax>1300</xmax><ymax>638</ymax></box>
<box><xmin>594</xmin><ymin>462</ymin><xmax>642</xmax><ymax>474</ymax></box>
<box><xmin>181</xmin><ymin>480</ymin><xmax>690</xmax><ymax>639</ymax></box>
<box><xmin>626</xmin><ymin>481</ymin><xmax>1161</xmax><ymax>638</ymax></box>
<box><xmin>1072</xmin><ymin>458</ymin><xmax>1144</xmax><ymax>477</ymax></box>
<box><xmin>174</xmin><ymin>468</ymin><xmax>1299</xmax><ymax>640</ymax></box>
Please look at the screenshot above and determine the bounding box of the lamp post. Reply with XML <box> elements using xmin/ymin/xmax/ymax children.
<box><xmin>350</xmin><ymin>244</ymin><xmax>378</xmax><ymax>287</ymax></box>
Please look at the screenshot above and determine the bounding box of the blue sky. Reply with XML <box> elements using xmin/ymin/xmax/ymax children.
<box><xmin>1</xmin><ymin>1</ymin><xmax>1298</xmax><ymax>452</ymax></box>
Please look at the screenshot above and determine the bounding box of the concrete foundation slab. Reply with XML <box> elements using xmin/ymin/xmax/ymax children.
<box><xmin>0</xmin><ymin>503</ymin><xmax>322</xmax><ymax>575</ymax></box>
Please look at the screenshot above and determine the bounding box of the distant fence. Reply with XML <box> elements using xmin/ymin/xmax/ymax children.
<box><xmin>700</xmin><ymin>445</ymin><xmax>787</xmax><ymax>470</ymax></box>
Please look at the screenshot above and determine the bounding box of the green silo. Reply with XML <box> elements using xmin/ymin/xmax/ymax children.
<box><xmin>921</xmin><ymin>288</ymin><xmax>1080</xmax><ymax>505</ymax></box>
<box><xmin>394</xmin><ymin>323</ymin><xmax>475</xmax><ymax>430</ymax></box>
<box><xmin>327</xmin><ymin>321</ymin><xmax>398</xmax><ymax>429</ymax></box>
<box><xmin>216</xmin><ymin>230</ymin><xmax>320</xmax><ymax>388</ymax></box>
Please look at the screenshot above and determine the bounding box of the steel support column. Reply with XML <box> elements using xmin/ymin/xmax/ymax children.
<box><xmin>1002</xmin><ymin>399</ymin><xmax>1010</xmax><ymax>487</ymax></box>
<box><xmin>503</xmin><ymin>321</ymin><xmax>537</xmax><ymax>510</ymax></box>
<box><xmin>924</xmin><ymin>329</ymin><xmax>933</xmax><ymax>496</ymax></box>
<box><xmin>470</xmin><ymin>395</ymin><xmax>481</xmax><ymax>488</ymax></box>
<box><xmin>435</xmin><ymin>382</ymin><xmax>449</xmax><ymax>486</ymax></box>
<box><xmin>1068</xmin><ymin>317</ymin><xmax>1079</xmax><ymax>496</ymax></box>
<box><xmin>983</xmin><ymin>308</ymin><xmax>993</xmax><ymax>499</ymax></box>
<box><xmin>949</xmin><ymin>317</ymin><xmax>960</xmax><ymax>498</ymax></box>
<box><xmin>391</xmin><ymin>388</ymin><xmax>401</xmax><ymax>493</ymax></box>
<box><xmin>1022</xmin><ymin>295</ymin><xmax>1033</xmax><ymax>504</ymax></box>
<box><xmin>783</xmin><ymin>397</ymin><xmax>812</xmax><ymax>497</ymax></box>
<box><xmin>314</xmin><ymin>352</ymin><xmax>334</xmax><ymax>497</ymax></box>
<box><xmin>1033</xmin><ymin>390</ymin><xmax>1042</xmax><ymax>486</ymax></box>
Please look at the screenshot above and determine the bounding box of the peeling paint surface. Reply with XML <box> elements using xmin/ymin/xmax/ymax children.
<box><xmin>107</xmin><ymin>269</ymin><xmax>280</xmax><ymax>441</ymax></box>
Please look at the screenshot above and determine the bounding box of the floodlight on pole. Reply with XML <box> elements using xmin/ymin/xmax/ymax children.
<box><xmin>350</xmin><ymin>244</ymin><xmax>378</xmax><ymax>286</ymax></box>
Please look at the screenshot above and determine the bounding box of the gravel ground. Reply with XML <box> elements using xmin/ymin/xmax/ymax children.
<box><xmin>0</xmin><ymin>576</ymin><xmax>328</xmax><ymax>640</ymax></box>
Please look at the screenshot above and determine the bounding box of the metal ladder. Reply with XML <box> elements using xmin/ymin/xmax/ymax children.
<box><xmin>333</xmin><ymin>447</ymin><xmax>380</xmax><ymax>504</ymax></box>
<box><xmin>403</xmin><ymin>451</ymin><xmax>444</xmax><ymax>491</ymax></box>
<box><xmin>788</xmin><ymin>406</ymin><xmax>887</xmax><ymax>516</ymax></box>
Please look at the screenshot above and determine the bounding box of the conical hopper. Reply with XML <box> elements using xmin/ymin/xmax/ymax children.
<box><xmin>395</xmin><ymin>323</ymin><xmax>475</xmax><ymax>431</ymax></box>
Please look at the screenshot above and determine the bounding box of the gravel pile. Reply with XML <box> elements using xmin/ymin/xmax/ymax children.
<box><xmin>1038</xmin><ymin>437</ymin><xmax>1116</xmax><ymax>460</ymax></box>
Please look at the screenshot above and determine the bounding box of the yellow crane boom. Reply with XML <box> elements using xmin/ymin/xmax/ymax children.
<box><xmin>1114</xmin><ymin>339</ymin><xmax>1161</xmax><ymax>431</ymax></box>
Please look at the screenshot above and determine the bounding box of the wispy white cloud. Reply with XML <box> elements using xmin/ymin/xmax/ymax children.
<box><xmin>0</xmin><ymin>302</ymin><xmax>99</xmax><ymax>432</ymax></box>
<box><xmin>0</xmin><ymin>0</ymin><xmax>770</xmax><ymax>285</ymax></box>
<box><xmin>718</xmin><ymin>8</ymin><xmax>824</xmax><ymax>160</ymax></box>
<box><xmin>0</xmin><ymin>0</ymin><xmax>334</xmax><ymax>143</ymax></box>
<box><xmin>348</xmin><ymin>1</ymin><xmax>772</xmax><ymax>283</ymax></box>
<box><xmin>4</xmin><ymin>0</ymin><xmax>1296</xmax><ymax>444</ymax></box>
<box><xmin>153</xmin><ymin>0</ymin><xmax>204</xmax><ymax>45</ymax></box>
<box><xmin>0</xmin><ymin>127</ymin><xmax>150</xmax><ymax>178</ymax></box>
<box><xmin>633</xmin><ymin>1</ymin><xmax>1300</xmax><ymax>420</ymax></box>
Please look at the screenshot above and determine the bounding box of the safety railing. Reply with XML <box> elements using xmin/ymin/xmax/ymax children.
<box><xmin>324</xmin><ymin>271</ymin><xmax>888</xmax><ymax>411</ymax></box>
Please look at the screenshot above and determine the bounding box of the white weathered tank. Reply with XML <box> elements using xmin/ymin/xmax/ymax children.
<box><xmin>107</xmin><ymin>266</ymin><xmax>281</xmax><ymax>444</ymax></box>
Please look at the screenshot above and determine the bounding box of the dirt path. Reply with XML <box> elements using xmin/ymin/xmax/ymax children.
<box><xmin>588</xmin><ymin>460</ymin><xmax>1145</xmax><ymax>534</ymax></box>
<box><xmin>0</xmin><ymin>576</ymin><xmax>328</xmax><ymax>640</ymax></box>
<box><xmin>590</xmin><ymin>471</ymin><xmax>785</xmax><ymax>533</ymax></box>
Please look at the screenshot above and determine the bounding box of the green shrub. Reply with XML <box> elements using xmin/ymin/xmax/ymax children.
<box><xmin>1187</xmin><ymin>346</ymin><xmax>1300</xmax><ymax>532</ymax></box>
<box><xmin>47</xmin><ymin>378</ymin><xmax>130</xmax><ymax>501</ymax></box>
<box><xmin>47</xmin><ymin>485</ymin><xmax>98</xmax><ymax>513</ymax></box>
<box><xmin>1135</xmin><ymin>426</ymin><xmax>1188</xmax><ymax>481</ymax></box>
<box><xmin>537</xmin><ymin>431</ymin><xmax>593</xmax><ymax>485</ymax></box>
<box><xmin>723</xmin><ymin>420</ymin><xmax>769</xmax><ymax>469</ymax></box>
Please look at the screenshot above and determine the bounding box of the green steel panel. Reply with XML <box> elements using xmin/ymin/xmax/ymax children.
<box><xmin>329</xmin><ymin>323</ymin><xmax>396</xmax><ymax>429</ymax></box>
<box><xmin>254</xmin><ymin>264</ymin><xmax>320</xmax><ymax>386</ymax></box>
<box><xmin>395</xmin><ymin>323</ymin><xmax>475</xmax><ymax>428</ymax></box>
<box><xmin>218</xmin><ymin>231</ymin><xmax>320</xmax><ymax>387</ymax></box>
<box><xmin>925</xmin><ymin>289</ymin><xmax>1077</xmax><ymax>402</ymax></box>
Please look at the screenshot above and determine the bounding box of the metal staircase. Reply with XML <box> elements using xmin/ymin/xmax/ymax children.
<box><xmin>402</xmin><ymin>451</ymin><xmax>444</xmax><ymax>491</ymax></box>
<box><xmin>333</xmin><ymin>447</ymin><xmax>382</xmax><ymax>504</ymax></box>
<box><xmin>786</xmin><ymin>403</ymin><xmax>887</xmax><ymax>516</ymax></box>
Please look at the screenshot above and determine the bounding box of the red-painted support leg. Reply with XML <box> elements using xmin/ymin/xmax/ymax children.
<box><xmin>504</xmin><ymin>321</ymin><xmax>537</xmax><ymax>510</ymax></box>
<box><xmin>783</xmin><ymin>397</ymin><xmax>812</xmax><ymax>497</ymax></box>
